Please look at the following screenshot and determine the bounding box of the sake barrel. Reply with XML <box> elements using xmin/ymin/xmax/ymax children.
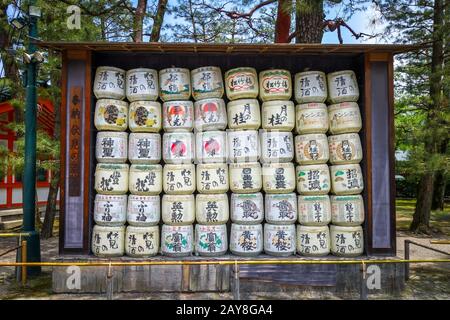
<box><xmin>127</xmin><ymin>195</ymin><xmax>160</xmax><ymax>226</ymax></box>
<box><xmin>294</xmin><ymin>133</ymin><xmax>329</xmax><ymax>165</ymax></box>
<box><xmin>163</xmin><ymin>164</ymin><xmax>196</xmax><ymax>194</ymax></box>
<box><xmin>328</xmin><ymin>102</ymin><xmax>362</xmax><ymax>134</ymax></box>
<box><xmin>191</xmin><ymin>66</ymin><xmax>224</xmax><ymax>100</ymax></box>
<box><xmin>128</xmin><ymin>101</ymin><xmax>162</xmax><ymax>133</ymax></box>
<box><xmin>259</xmin><ymin>69</ymin><xmax>292</xmax><ymax>101</ymax></box>
<box><xmin>92</xmin><ymin>225</ymin><xmax>125</xmax><ymax>257</ymax></box>
<box><xmin>227</xmin><ymin>130</ymin><xmax>260</xmax><ymax>163</ymax></box>
<box><xmin>94</xmin><ymin>163</ymin><xmax>129</xmax><ymax>195</ymax></box>
<box><xmin>294</xmin><ymin>71</ymin><xmax>328</xmax><ymax>104</ymax></box>
<box><xmin>262</xmin><ymin>163</ymin><xmax>296</xmax><ymax>194</ymax></box>
<box><xmin>330</xmin><ymin>164</ymin><xmax>364</xmax><ymax>195</ymax></box>
<box><xmin>128</xmin><ymin>133</ymin><xmax>161</xmax><ymax>164</ymax></box>
<box><xmin>327</xmin><ymin>70</ymin><xmax>360</xmax><ymax>104</ymax></box>
<box><xmin>296</xmin><ymin>164</ymin><xmax>331</xmax><ymax>195</ymax></box>
<box><xmin>162</xmin><ymin>194</ymin><xmax>195</xmax><ymax>225</ymax></box>
<box><xmin>297</xmin><ymin>195</ymin><xmax>331</xmax><ymax>226</ymax></box>
<box><xmin>161</xmin><ymin>224</ymin><xmax>193</xmax><ymax>257</ymax></box>
<box><xmin>195</xmin><ymin>224</ymin><xmax>228</xmax><ymax>256</ymax></box>
<box><xmin>264</xmin><ymin>223</ymin><xmax>296</xmax><ymax>257</ymax></box>
<box><xmin>194</xmin><ymin>98</ymin><xmax>227</xmax><ymax>131</ymax></box>
<box><xmin>93</xmin><ymin>194</ymin><xmax>127</xmax><ymax>226</ymax></box>
<box><xmin>126</xmin><ymin>68</ymin><xmax>159</xmax><ymax>102</ymax></box>
<box><xmin>195</xmin><ymin>131</ymin><xmax>227</xmax><ymax>163</ymax></box>
<box><xmin>95</xmin><ymin>131</ymin><xmax>128</xmax><ymax>163</ymax></box>
<box><xmin>230</xmin><ymin>223</ymin><xmax>263</xmax><ymax>256</ymax></box>
<box><xmin>227</xmin><ymin>99</ymin><xmax>261</xmax><ymax>130</ymax></box>
<box><xmin>196</xmin><ymin>193</ymin><xmax>229</xmax><ymax>224</ymax></box>
<box><xmin>330</xmin><ymin>225</ymin><xmax>364</xmax><ymax>257</ymax></box>
<box><xmin>125</xmin><ymin>225</ymin><xmax>159</xmax><ymax>257</ymax></box>
<box><xmin>162</xmin><ymin>100</ymin><xmax>194</xmax><ymax>132</ymax></box>
<box><xmin>196</xmin><ymin>163</ymin><xmax>229</xmax><ymax>194</ymax></box>
<box><xmin>230</xmin><ymin>192</ymin><xmax>264</xmax><ymax>224</ymax></box>
<box><xmin>296</xmin><ymin>225</ymin><xmax>330</xmax><ymax>257</ymax></box>
<box><xmin>94</xmin><ymin>99</ymin><xmax>128</xmax><ymax>131</ymax></box>
<box><xmin>328</xmin><ymin>133</ymin><xmax>363</xmax><ymax>164</ymax></box>
<box><xmin>295</xmin><ymin>103</ymin><xmax>329</xmax><ymax>134</ymax></box>
<box><xmin>128</xmin><ymin>164</ymin><xmax>162</xmax><ymax>195</ymax></box>
<box><xmin>225</xmin><ymin>67</ymin><xmax>259</xmax><ymax>100</ymax></box>
<box><xmin>330</xmin><ymin>195</ymin><xmax>365</xmax><ymax>226</ymax></box>
<box><xmin>229</xmin><ymin>162</ymin><xmax>262</xmax><ymax>193</ymax></box>
<box><xmin>265</xmin><ymin>193</ymin><xmax>297</xmax><ymax>224</ymax></box>
<box><xmin>260</xmin><ymin>131</ymin><xmax>294</xmax><ymax>163</ymax></box>
<box><xmin>162</xmin><ymin>132</ymin><xmax>195</xmax><ymax>164</ymax></box>
<box><xmin>261</xmin><ymin>100</ymin><xmax>295</xmax><ymax>131</ymax></box>
<box><xmin>93</xmin><ymin>66</ymin><xmax>126</xmax><ymax>100</ymax></box>
<box><xmin>159</xmin><ymin>67</ymin><xmax>191</xmax><ymax>101</ymax></box>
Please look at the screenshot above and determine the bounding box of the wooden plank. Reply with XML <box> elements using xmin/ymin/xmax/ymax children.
<box><xmin>364</xmin><ymin>54</ymin><xmax>373</xmax><ymax>255</ymax></box>
<box><xmin>83</xmin><ymin>51</ymin><xmax>92</xmax><ymax>253</ymax></box>
<box><xmin>59</xmin><ymin>51</ymin><xmax>67</xmax><ymax>254</ymax></box>
<box><xmin>388</xmin><ymin>53</ymin><xmax>396</xmax><ymax>254</ymax></box>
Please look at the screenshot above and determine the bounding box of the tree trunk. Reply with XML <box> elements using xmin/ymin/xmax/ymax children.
<box><xmin>150</xmin><ymin>0</ymin><xmax>168</xmax><ymax>42</ymax></box>
<box><xmin>431</xmin><ymin>169</ymin><xmax>446</xmax><ymax>211</ymax></box>
<box><xmin>410</xmin><ymin>173</ymin><xmax>434</xmax><ymax>233</ymax></box>
<box><xmin>275</xmin><ymin>0</ymin><xmax>292</xmax><ymax>43</ymax></box>
<box><xmin>295</xmin><ymin>0</ymin><xmax>324</xmax><ymax>43</ymax></box>
<box><xmin>134</xmin><ymin>0</ymin><xmax>147</xmax><ymax>42</ymax></box>
<box><xmin>35</xmin><ymin>190</ymin><xmax>42</xmax><ymax>231</ymax></box>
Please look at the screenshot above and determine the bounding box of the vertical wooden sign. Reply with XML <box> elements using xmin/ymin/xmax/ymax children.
<box><xmin>69</xmin><ymin>86</ymin><xmax>82</xmax><ymax>197</ymax></box>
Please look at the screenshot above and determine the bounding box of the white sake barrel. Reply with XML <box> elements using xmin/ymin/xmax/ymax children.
<box><xmin>93</xmin><ymin>194</ymin><xmax>127</xmax><ymax>226</ymax></box>
<box><xmin>94</xmin><ymin>99</ymin><xmax>128</xmax><ymax>131</ymax></box>
<box><xmin>262</xmin><ymin>163</ymin><xmax>296</xmax><ymax>194</ymax></box>
<box><xmin>330</xmin><ymin>164</ymin><xmax>364</xmax><ymax>195</ymax></box>
<box><xmin>328</xmin><ymin>133</ymin><xmax>363</xmax><ymax>164</ymax></box>
<box><xmin>127</xmin><ymin>195</ymin><xmax>160</xmax><ymax>226</ymax></box>
<box><xmin>128</xmin><ymin>101</ymin><xmax>161</xmax><ymax>133</ymax></box>
<box><xmin>94</xmin><ymin>163</ymin><xmax>129</xmax><ymax>195</ymax></box>
<box><xmin>259</xmin><ymin>69</ymin><xmax>292</xmax><ymax>101</ymax></box>
<box><xmin>230</xmin><ymin>223</ymin><xmax>263</xmax><ymax>256</ymax></box>
<box><xmin>194</xmin><ymin>98</ymin><xmax>227</xmax><ymax>131</ymax></box>
<box><xmin>329</xmin><ymin>102</ymin><xmax>362</xmax><ymax>134</ymax></box>
<box><xmin>330</xmin><ymin>225</ymin><xmax>364</xmax><ymax>257</ymax></box>
<box><xmin>230</xmin><ymin>193</ymin><xmax>264</xmax><ymax>224</ymax></box>
<box><xmin>163</xmin><ymin>164</ymin><xmax>196</xmax><ymax>194</ymax></box>
<box><xmin>294</xmin><ymin>71</ymin><xmax>328</xmax><ymax>104</ymax></box>
<box><xmin>125</xmin><ymin>225</ymin><xmax>159</xmax><ymax>257</ymax></box>
<box><xmin>225</xmin><ymin>67</ymin><xmax>259</xmax><ymax>100</ymax></box>
<box><xmin>95</xmin><ymin>131</ymin><xmax>128</xmax><ymax>163</ymax></box>
<box><xmin>298</xmin><ymin>195</ymin><xmax>331</xmax><ymax>226</ymax></box>
<box><xmin>196</xmin><ymin>163</ymin><xmax>229</xmax><ymax>194</ymax></box>
<box><xmin>264</xmin><ymin>223</ymin><xmax>296</xmax><ymax>256</ymax></box>
<box><xmin>265</xmin><ymin>193</ymin><xmax>297</xmax><ymax>224</ymax></box>
<box><xmin>93</xmin><ymin>66</ymin><xmax>126</xmax><ymax>100</ymax></box>
<box><xmin>126</xmin><ymin>68</ymin><xmax>159</xmax><ymax>102</ymax></box>
<box><xmin>327</xmin><ymin>70</ymin><xmax>360</xmax><ymax>104</ymax></box>
<box><xmin>229</xmin><ymin>162</ymin><xmax>262</xmax><ymax>193</ymax></box>
<box><xmin>161</xmin><ymin>224</ymin><xmax>193</xmax><ymax>257</ymax></box>
<box><xmin>128</xmin><ymin>133</ymin><xmax>161</xmax><ymax>164</ymax></box>
<box><xmin>162</xmin><ymin>194</ymin><xmax>195</xmax><ymax>225</ymax></box>
<box><xmin>260</xmin><ymin>131</ymin><xmax>294</xmax><ymax>163</ymax></box>
<box><xmin>159</xmin><ymin>67</ymin><xmax>191</xmax><ymax>101</ymax></box>
<box><xmin>195</xmin><ymin>224</ymin><xmax>228</xmax><ymax>256</ymax></box>
<box><xmin>331</xmin><ymin>195</ymin><xmax>365</xmax><ymax>226</ymax></box>
<box><xmin>261</xmin><ymin>100</ymin><xmax>295</xmax><ymax>131</ymax></box>
<box><xmin>296</xmin><ymin>225</ymin><xmax>330</xmax><ymax>257</ymax></box>
<box><xmin>227</xmin><ymin>99</ymin><xmax>261</xmax><ymax>130</ymax></box>
<box><xmin>162</xmin><ymin>132</ymin><xmax>195</xmax><ymax>164</ymax></box>
<box><xmin>191</xmin><ymin>66</ymin><xmax>224</xmax><ymax>100</ymax></box>
<box><xmin>296</xmin><ymin>164</ymin><xmax>331</xmax><ymax>195</ymax></box>
<box><xmin>195</xmin><ymin>131</ymin><xmax>227</xmax><ymax>163</ymax></box>
<box><xmin>196</xmin><ymin>193</ymin><xmax>229</xmax><ymax>224</ymax></box>
<box><xmin>128</xmin><ymin>164</ymin><xmax>162</xmax><ymax>195</ymax></box>
<box><xmin>295</xmin><ymin>103</ymin><xmax>329</xmax><ymax>134</ymax></box>
<box><xmin>227</xmin><ymin>130</ymin><xmax>260</xmax><ymax>163</ymax></box>
<box><xmin>162</xmin><ymin>100</ymin><xmax>194</xmax><ymax>132</ymax></box>
<box><xmin>92</xmin><ymin>225</ymin><xmax>125</xmax><ymax>257</ymax></box>
<box><xmin>294</xmin><ymin>133</ymin><xmax>329</xmax><ymax>165</ymax></box>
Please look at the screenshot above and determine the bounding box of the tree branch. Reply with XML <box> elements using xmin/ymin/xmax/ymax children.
<box><xmin>203</xmin><ymin>0</ymin><xmax>276</xmax><ymax>20</ymax></box>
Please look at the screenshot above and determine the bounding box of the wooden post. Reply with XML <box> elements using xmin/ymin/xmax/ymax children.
<box><xmin>21</xmin><ymin>240</ymin><xmax>27</xmax><ymax>286</ymax></box>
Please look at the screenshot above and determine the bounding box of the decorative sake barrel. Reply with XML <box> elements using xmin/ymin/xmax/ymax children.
<box><xmin>196</xmin><ymin>193</ymin><xmax>229</xmax><ymax>224</ymax></box>
<box><xmin>162</xmin><ymin>132</ymin><xmax>195</xmax><ymax>164</ymax></box>
<box><xmin>230</xmin><ymin>223</ymin><xmax>263</xmax><ymax>256</ymax></box>
<box><xmin>93</xmin><ymin>194</ymin><xmax>127</xmax><ymax>226</ymax></box>
<box><xmin>229</xmin><ymin>162</ymin><xmax>262</xmax><ymax>193</ymax></box>
<box><xmin>191</xmin><ymin>66</ymin><xmax>224</xmax><ymax>100</ymax></box>
<box><xmin>295</xmin><ymin>103</ymin><xmax>329</xmax><ymax>134</ymax></box>
<box><xmin>296</xmin><ymin>164</ymin><xmax>331</xmax><ymax>195</ymax></box>
<box><xmin>227</xmin><ymin>130</ymin><xmax>260</xmax><ymax>163</ymax></box>
<box><xmin>161</xmin><ymin>194</ymin><xmax>195</xmax><ymax>225</ymax></box>
<box><xmin>227</xmin><ymin>99</ymin><xmax>261</xmax><ymax>130</ymax></box>
<box><xmin>128</xmin><ymin>133</ymin><xmax>161</xmax><ymax>164</ymax></box>
<box><xmin>328</xmin><ymin>133</ymin><xmax>363</xmax><ymax>164</ymax></box>
<box><xmin>230</xmin><ymin>193</ymin><xmax>264</xmax><ymax>224</ymax></box>
<box><xmin>128</xmin><ymin>101</ymin><xmax>161</xmax><ymax>133</ymax></box>
<box><xmin>297</xmin><ymin>195</ymin><xmax>331</xmax><ymax>226</ymax></box>
<box><xmin>93</xmin><ymin>66</ymin><xmax>126</xmax><ymax>100</ymax></box>
<box><xmin>195</xmin><ymin>131</ymin><xmax>227</xmax><ymax>163</ymax></box>
<box><xmin>330</xmin><ymin>195</ymin><xmax>365</xmax><ymax>226</ymax></box>
<box><xmin>126</xmin><ymin>68</ymin><xmax>159</xmax><ymax>102</ymax></box>
<box><xmin>92</xmin><ymin>225</ymin><xmax>125</xmax><ymax>257</ymax></box>
<box><xmin>128</xmin><ymin>164</ymin><xmax>162</xmax><ymax>195</ymax></box>
<box><xmin>225</xmin><ymin>67</ymin><xmax>259</xmax><ymax>100</ymax></box>
<box><xmin>161</xmin><ymin>224</ymin><xmax>193</xmax><ymax>257</ymax></box>
<box><xmin>265</xmin><ymin>193</ymin><xmax>297</xmax><ymax>224</ymax></box>
<box><xmin>259</xmin><ymin>69</ymin><xmax>292</xmax><ymax>101</ymax></box>
<box><xmin>94</xmin><ymin>99</ymin><xmax>128</xmax><ymax>131</ymax></box>
<box><xmin>196</xmin><ymin>163</ymin><xmax>229</xmax><ymax>194</ymax></box>
<box><xmin>163</xmin><ymin>164</ymin><xmax>196</xmax><ymax>194</ymax></box>
<box><xmin>327</xmin><ymin>70</ymin><xmax>360</xmax><ymax>104</ymax></box>
<box><xmin>330</xmin><ymin>225</ymin><xmax>364</xmax><ymax>257</ymax></box>
<box><xmin>127</xmin><ymin>195</ymin><xmax>160</xmax><ymax>227</ymax></box>
<box><xmin>294</xmin><ymin>71</ymin><xmax>328</xmax><ymax>104</ymax></box>
<box><xmin>328</xmin><ymin>102</ymin><xmax>362</xmax><ymax>134</ymax></box>
<box><xmin>94</xmin><ymin>163</ymin><xmax>129</xmax><ymax>195</ymax></box>
<box><xmin>261</xmin><ymin>100</ymin><xmax>295</xmax><ymax>131</ymax></box>
<box><xmin>162</xmin><ymin>100</ymin><xmax>194</xmax><ymax>132</ymax></box>
<box><xmin>260</xmin><ymin>131</ymin><xmax>294</xmax><ymax>163</ymax></box>
<box><xmin>296</xmin><ymin>225</ymin><xmax>330</xmax><ymax>257</ymax></box>
<box><xmin>294</xmin><ymin>133</ymin><xmax>329</xmax><ymax>165</ymax></box>
<box><xmin>264</xmin><ymin>223</ymin><xmax>296</xmax><ymax>257</ymax></box>
<box><xmin>330</xmin><ymin>164</ymin><xmax>364</xmax><ymax>195</ymax></box>
<box><xmin>194</xmin><ymin>98</ymin><xmax>227</xmax><ymax>131</ymax></box>
<box><xmin>125</xmin><ymin>225</ymin><xmax>159</xmax><ymax>257</ymax></box>
<box><xmin>159</xmin><ymin>67</ymin><xmax>191</xmax><ymax>101</ymax></box>
<box><xmin>95</xmin><ymin>131</ymin><xmax>128</xmax><ymax>163</ymax></box>
<box><xmin>262</xmin><ymin>163</ymin><xmax>296</xmax><ymax>194</ymax></box>
<box><xmin>195</xmin><ymin>224</ymin><xmax>228</xmax><ymax>256</ymax></box>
